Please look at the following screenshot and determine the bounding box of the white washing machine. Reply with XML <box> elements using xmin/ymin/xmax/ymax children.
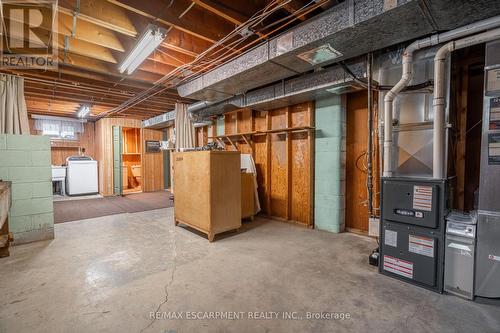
<box><xmin>66</xmin><ymin>156</ymin><xmax>98</xmax><ymax>195</ymax></box>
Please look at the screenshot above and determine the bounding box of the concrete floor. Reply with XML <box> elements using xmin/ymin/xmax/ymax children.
<box><xmin>1</xmin><ymin>208</ymin><xmax>499</xmax><ymax>333</ymax></box>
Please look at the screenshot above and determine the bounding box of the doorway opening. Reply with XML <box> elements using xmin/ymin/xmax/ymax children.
<box><xmin>122</xmin><ymin>127</ymin><xmax>142</xmax><ymax>194</ymax></box>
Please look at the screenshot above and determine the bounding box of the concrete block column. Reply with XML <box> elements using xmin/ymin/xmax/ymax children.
<box><xmin>314</xmin><ymin>95</ymin><xmax>346</xmax><ymax>233</ymax></box>
<box><xmin>0</xmin><ymin>134</ymin><xmax>54</xmax><ymax>244</ymax></box>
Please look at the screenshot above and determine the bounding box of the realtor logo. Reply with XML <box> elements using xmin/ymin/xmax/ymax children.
<box><xmin>0</xmin><ymin>0</ymin><xmax>58</xmax><ymax>69</ymax></box>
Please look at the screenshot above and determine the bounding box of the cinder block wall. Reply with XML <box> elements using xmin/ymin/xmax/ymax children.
<box><xmin>314</xmin><ymin>95</ymin><xmax>346</xmax><ymax>233</ymax></box>
<box><xmin>0</xmin><ymin>134</ymin><xmax>54</xmax><ymax>244</ymax></box>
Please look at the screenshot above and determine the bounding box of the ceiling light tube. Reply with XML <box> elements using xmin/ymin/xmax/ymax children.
<box><xmin>77</xmin><ymin>105</ymin><xmax>91</xmax><ymax>118</ymax></box>
<box><xmin>119</xmin><ymin>24</ymin><xmax>167</xmax><ymax>75</ymax></box>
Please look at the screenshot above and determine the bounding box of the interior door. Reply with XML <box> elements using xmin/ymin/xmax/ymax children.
<box><xmin>346</xmin><ymin>91</ymin><xmax>369</xmax><ymax>232</ymax></box>
<box><xmin>113</xmin><ymin>126</ymin><xmax>123</xmax><ymax>196</ymax></box>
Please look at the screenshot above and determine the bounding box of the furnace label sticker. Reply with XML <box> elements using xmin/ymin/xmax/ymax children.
<box><xmin>408</xmin><ymin>235</ymin><xmax>435</xmax><ymax>258</ymax></box>
<box><xmin>383</xmin><ymin>255</ymin><xmax>413</xmax><ymax>279</ymax></box>
<box><xmin>413</xmin><ymin>186</ymin><xmax>433</xmax><ymax>211</ymax></box>
<box><xmin>384</xmin><ymin>229</ymin><xmax>397</xmax><ymax>247</ymax></box>
<box><xmin>488</xmin><ymin>133</ymin><xmax>500</xmax><ymax>165</ymax></box>
<box><xmin>489</xmin><ymin>98</ymin><xmax>500</xmax><ymax>130</ymax></box>
<box><xmin>487</xmin><ymin>69</ymin><xmax>500</xmax><ymax>94</ymax></box>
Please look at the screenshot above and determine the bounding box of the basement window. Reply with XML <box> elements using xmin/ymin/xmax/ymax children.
<box><xmin>34</xmin><ymin>118</ymin><xmax>84</xmax><ymax>140</ymax></box>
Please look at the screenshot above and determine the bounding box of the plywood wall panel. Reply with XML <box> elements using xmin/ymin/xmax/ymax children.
<box><xmin>270</xmin><ymin>133</ymin><xmax>287</xmax><ymax>219</ymax></box>
<box><xmin>223</xmin><ymin>101</ymin><xmax>314</xmax><ymax>226</ymax></box>
<box><xmin>253</xmin><ymin>111</ymin><xmax>268</xmax><ymax>131</ymax></box>
<box><xmin>290</xmin><ymin>131</ymin><xmax>311</xmax><ymax>224</ymax></box>
<box><xmin>95</xmin><ymin>118</ymin><xmax>142</xmax><ymax>196</ymax></box>
<box><xmin>290</xmin><ymin>103</ymin><xmax>309</xmax><ymax>127</ymax></box>
<box><xmin>142</xmin><ymin>129</ymin><xmax>164</xmax><ymax>192</ymax></box>
<box><xmin>224</xmin><ymin>112</ymin><xmax>237</xmax><ymax>134</ymax></box>
<box><xmin>237</xmin><ymin>109</ymin><xmax>252</xmax><ymax>133</ymax></box>
<box><xmin>346</xmin><ymin>91</ymin><xmax>368</xmax><ymax>232</ymax></box>
<box><xmin>253</xmin><ymin>135</ymin><xmax>269</xmax><ymax>214</ymax></box>
<box><xmin>271</xmin><ymin>108</ymin><xmax>287</xmax><ymax>129</ymax></box>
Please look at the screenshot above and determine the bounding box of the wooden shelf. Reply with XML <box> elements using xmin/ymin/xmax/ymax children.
<box><xmin>211</xmin><ymin>126</ymin><xmax>315</xmax><ymax>143</ymax></box>
<box><xmin>50</xmin><ymin>140</ymin><xmax>81</xmax><ymax>148</ymax></box>
<box><xmin>122</xmin><ymin>153</ymin><xmax>141</xmax><ymax>155</ymax></box>
<box><xmin>51</xmin><ymin>145</ymin><xmax>81</xmax><ymax>149</ymax></box>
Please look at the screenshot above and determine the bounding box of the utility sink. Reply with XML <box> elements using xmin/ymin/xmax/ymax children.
<box><xmin>52</xmin><ymin>166</ymin><xmax>67</xmax><ymax>180</ymax></box>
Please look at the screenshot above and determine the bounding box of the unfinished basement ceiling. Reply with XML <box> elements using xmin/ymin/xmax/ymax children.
<box><xmin>177</xmin><ymin>0</ymin><xmax>500</xmax><ymax>102</ymax></box>
<box><xmin>0</xmin><ymin>0</ymin><xmax>337</xmax><ymax>120</ymax></box>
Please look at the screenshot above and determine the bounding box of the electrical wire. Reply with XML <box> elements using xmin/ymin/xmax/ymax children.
<box><xmin>100</xmin><ymin>0</ymin><xmax>330</xmax><ymax>118</ymax></box>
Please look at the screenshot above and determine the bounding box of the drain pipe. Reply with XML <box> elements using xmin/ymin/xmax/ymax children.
<box><xmin>383</xmin><ymin>15</ymin><xmax>500</xmax><ymax>177</ymax></box>
<box><xmin>433</xmin><ymin>27</ymin><xmax>500</xmax><ymax>179</ymax></box>
<box><xmin>367</xmin><ymin>53</ymin><xmax>374</xmax><ymax>217</ymax></box>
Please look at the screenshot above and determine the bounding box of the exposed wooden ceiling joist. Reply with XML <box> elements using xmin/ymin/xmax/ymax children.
<box><xmin>107</xmin><ymin>0</ymin><xmax>236</xmax><ymax>43</ymax></box>
<box><xmin>59</xmin><ymin>0</ymin><xmax>138</xmax><ymax>37</ymax></box>
<box><xmin>191</xmin><ymin>0</ymin><xmax>248</xmax><ymax>26</ymax></box>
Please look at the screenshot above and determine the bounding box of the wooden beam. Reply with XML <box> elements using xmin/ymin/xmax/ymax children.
<box><xmin>24</xmin><ymin>86</ymin><xmax>175</xmax><ymax>111</ymax></box>
<box><xmin>279</xmin><ymin>0</ymin><xmax>309</xmax><ymax>21</ymax></box>
<box><xmin>58</xmin><ymin>13</ymin><xmax>125</xmax><ymax>52</ymax></box>
<box><xmin>25</xmin><ymin>92</ymin><xmax>172</xmax><ymax>115</ymax></box>
<box><xmin>59</xmin><ymin>53</ymin><xmax>165</xmax><ymax>83</ymax></box>
<box><xmin>4</xmin><ymin>69</ymin><xmax>187</xmax><ymax>103</ymax></box>
<box><xmin>107</xmin><ymin>0</ymin><xmax>234</xmax><ymax>43</ymax></box>
<box><xmin>59</xmin><ymin>0</ymin><xmax>137</xmax><ymax>37</ymax></box>
<box><xmin>191</xmin><ymin>0</ymin><xmax>247</xmax><ymax>26</ymax></box>
<box><xmin>163</xmin><ymin>29</ymin><xmax>212</xmax><ymax>57</ymax></box>
<box><xmin>26</xmin><ymin>98</ymin><xmax>162</xmax><ymax>119</ymax></box>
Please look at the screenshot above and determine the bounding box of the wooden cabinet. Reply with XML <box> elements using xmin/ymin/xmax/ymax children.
<box><xmin>174</xmin><ymin>151</ymin><xmax>241</xmax><ymax>242</ymax></box>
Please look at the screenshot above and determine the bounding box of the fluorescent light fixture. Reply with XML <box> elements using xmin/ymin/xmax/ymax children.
<box><xmin>119</xmin><ymin>24</ymin><xmax>167</xmax><ymax>75</ymax></box>
<box><xmin>77</xmin><ymin>105</ymin><xmax>91</xmax><ymax>118</ymax></box>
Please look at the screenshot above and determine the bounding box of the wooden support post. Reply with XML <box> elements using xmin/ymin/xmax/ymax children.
<box><xmin>266</xmin><ymin>111</ymin><xmax>272</xmax><ymax>216</ymax></box>
<box><xmin>286</xmin><ymin>107</ymin><xmax>292</xmax><ymax>221</ymax></box>
<box><xmin>308</xmin><ymin>102</ymin><xmax>315</xmax><ymax>227</ymax></box>
<box><xmin>241</xmin><ymin>134</ymin><xmax>249</xmax><ymax>146</ymax></box>
<box><xmin>226</xmin><ymin>136</ymin><xmax>236</xmax><ymax>150</ymax></box>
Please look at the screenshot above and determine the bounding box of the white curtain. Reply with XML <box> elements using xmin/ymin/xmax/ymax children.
<box><xmin>174</xmin><ymin>102</ymin><xmax>195</xmax><ymax>151</ymax></box>
<box><xmin>0</xmin><ymin>74</ymin><xmax>29</xmax><ymax>134</ymax></box>
<box><xmin>33</xmin><ymin>118</ymin><xmax>84</xmax><ymax>138</ymax></box>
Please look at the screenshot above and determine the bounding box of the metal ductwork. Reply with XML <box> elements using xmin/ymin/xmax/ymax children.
<box><xmin>142</xmin><ymin>110</ymin><xmax>176</xmax><ymax>129</ymax></box>
<box><xmin>177</xmin><ymin>0</ymin><xmax>500</xmax><ymax>102</ymax></box>
<box><xmin>189</xmin><ymin>59</ymin><xmax>365</xmax><ymax>119</ymax></box>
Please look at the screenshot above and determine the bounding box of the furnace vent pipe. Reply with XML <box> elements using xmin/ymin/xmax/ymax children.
<box><xmin>433</xmin><ymin>27</ymin><xmax>500</xmax><ymax>179</ymax></box>
<box><xmin>383</xmin><ymin>15</ymin><xmax>500</xmax><ymax>177</ymax></box>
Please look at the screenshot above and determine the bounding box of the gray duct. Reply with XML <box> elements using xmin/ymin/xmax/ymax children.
<box><xmin>189</xmin><ymin>60</ymin><xmax>365</xmax><ymax>119</ymax></box>
<box><xmin>178</xmin><ymin>0</ymin><xmax>500</xmax><ymax>102</ymax></box>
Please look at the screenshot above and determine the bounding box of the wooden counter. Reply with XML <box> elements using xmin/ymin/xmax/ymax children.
<box><xmin>0</xmin><ymin>181</ymin><xmax>12</xmax><ymax>257</ymax></box>
<box><xmin>173</xmin><ymin>151</ymin><xmax>241</xmax><ymax>242</ymax></box>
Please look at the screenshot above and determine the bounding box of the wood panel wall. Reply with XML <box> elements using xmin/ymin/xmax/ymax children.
<box><xmin>95</xmin><ymin>118</ymin><xmax>142</xmax><ymax>196</ymax></box>
<box><xmin>29</xmin><ymin>118</ymin><xmax>96</xmax><ymax>165</ymax></box>
<box><xmin>195</xmin><ymin>126</ymin><xmax>208</xmax><ymax>147</ymax></box>
<box><xmin>95</xmin><ymin>118</ymin><xmax>163</xmax><ymax>196</ymax></box>
<box><xmin>219</xmin><ymin>102</ymin><xmax>314</xmax><ymax>226</ymax></box>
<box><xmin>142</xmin><ymin>129</ymin><xmax>164</xmax><ymax>192</ymax></box>
<box><xmin>345</xmin><ymin>91</ymin><xmax>380</xmax><ymax>232</ymax></box>
<box><xmin>346</xmin><ymin>91</ymin><xmax>369</xmax><ymax>232</ymax></box>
